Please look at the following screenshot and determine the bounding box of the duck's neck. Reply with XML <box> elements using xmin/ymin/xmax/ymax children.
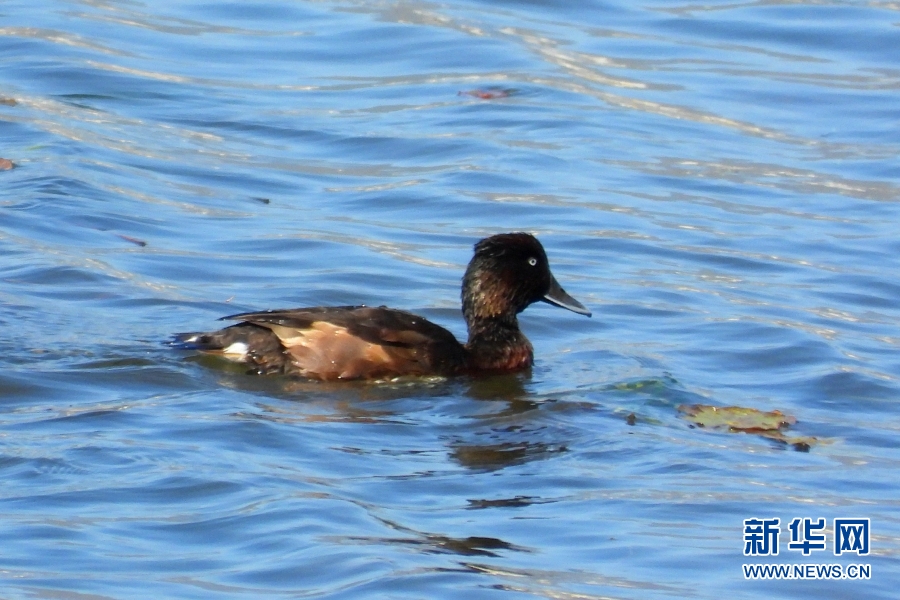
<box><xmin>465</xmin><ymin>314</ymin><xmax>534</xmax><ymax>372</ymax></box>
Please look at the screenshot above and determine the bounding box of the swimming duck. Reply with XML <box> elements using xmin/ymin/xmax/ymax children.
<box><xmin>173</xmin><ymin>232</ymin><xmax>590</xmax><ymax>380</ymax></box>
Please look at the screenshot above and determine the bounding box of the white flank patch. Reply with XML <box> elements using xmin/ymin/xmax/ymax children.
<box><xmin>221</xmin><ymin>342</ymin><xmax>249</xmax><ymax>359</ymax></box>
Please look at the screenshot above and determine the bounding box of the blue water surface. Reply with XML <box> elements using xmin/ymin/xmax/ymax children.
<box><xmin>1</xmin><ymin>0</ymin><xmax>899</xmax><ymax>598</ymax></box>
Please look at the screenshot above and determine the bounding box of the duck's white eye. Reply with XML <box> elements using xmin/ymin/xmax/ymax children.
<box><xmin>527</xmin><ymin>257</ymin><xmax>538</xmax><ymax>266</ymax></box>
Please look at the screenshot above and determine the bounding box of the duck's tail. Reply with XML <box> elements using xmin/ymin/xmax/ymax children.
<box><xmin>171</xmin><ymin>324</ymin><xmax>291</xmax><ymax>375</ymax></box>
<box><xmin>171</xmin><ymin>329</ymin><xmax>251</xmax><ymax>359</ymax></box>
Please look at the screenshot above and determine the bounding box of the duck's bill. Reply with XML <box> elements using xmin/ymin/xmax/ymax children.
<box><xmin>543</xmin><ymin>275</ymin><xmax>591</xmax><ymax>317</ymax></box>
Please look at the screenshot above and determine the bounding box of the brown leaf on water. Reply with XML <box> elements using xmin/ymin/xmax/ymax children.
<box><xmin>0</xmin><ymin>158</ymin><xmax>14</xmax><ymax>170</ymax></box>
<box><xmin>0</xmin><ymin>98</ymin><xmax>16</xmax><ymax>106</ymax></box>
<box><xmin>678</xmin><ymin>403</ymin><xmax>818</xmax><ymax>451</ymax></box>
<box><xmin>117</xmin><ymin>234</ymin><xmax>147</xmax><ymax>247</ymax></box>
<box><xmin>458</xmin><ymin>88</ymin><xmax>517</xmax><ymax>100</ymax></box>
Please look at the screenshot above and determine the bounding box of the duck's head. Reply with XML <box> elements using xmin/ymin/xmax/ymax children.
<box><xmin>461</xmin><ymin>232</ymin><xmax>591</xmax><ymax>323</ymax></box>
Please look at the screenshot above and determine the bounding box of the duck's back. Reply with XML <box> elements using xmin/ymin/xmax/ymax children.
<box><xmin>175</xmin><ymin>306</ymin><xmax>470</xmax><ymax>380</ymax></box>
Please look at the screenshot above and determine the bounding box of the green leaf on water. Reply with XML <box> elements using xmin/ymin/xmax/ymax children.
<box><xmin>677</xmin><ymin>404</ymin><xmax>818</xmax><ymax>451</ymax></box>
<box><xmin>613</xmin><ymin>378</ymin><xmax>668</xmax><ymax>392</ymax></box>
<box><xmin>678</xmin><ymin>404</ymin><xmax>795</xmax><ymax>430</ymax></box>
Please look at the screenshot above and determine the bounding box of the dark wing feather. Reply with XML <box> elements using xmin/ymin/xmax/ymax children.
<box><xmin>222</xmin><ymin>306</ymin><xmax>361</xmax><ymax>328</ymax></box>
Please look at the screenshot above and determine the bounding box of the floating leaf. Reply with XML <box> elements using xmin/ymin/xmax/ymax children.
<box><xmin>0</xmin><ymin>158</ymin><xmax>13</xmax><ymax>170</ymax></box>
<box><xmin>678</xmin><ymin>404</ymin><xmax>795</xmax><ymax>430</ymax></box>
<box><xmin>678</xmin><ymin>404</ymin><xmax>817</xmax><ymax>451</ymax></box>
<box><xmin>613</xmin><ymin>378</ymin><xmax>667</xmax><ymax>391</ymax></box>
<box><xmin>117</xmin><ymin>234</ymin><xmax>147</xmax><ymax>247</ymax></box>
<box><xmin>458</xmin><ymin>88</ymin><xmax>517</xmax><ymax>100</ymax></box>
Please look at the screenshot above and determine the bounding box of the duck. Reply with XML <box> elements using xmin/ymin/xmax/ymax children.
<box><xmin>173</xmin><ymin>232</ymin><xmax>590</xmax><ymax>380</ymax></box>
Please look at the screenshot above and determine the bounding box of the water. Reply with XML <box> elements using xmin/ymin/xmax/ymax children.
<box><xmin>1</xmin><ymin>0</ymin><xmax>899</xmax><ymax>597</ymax></box>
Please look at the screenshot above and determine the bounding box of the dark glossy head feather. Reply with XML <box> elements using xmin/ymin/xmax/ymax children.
<box><xmin>462</xmin><ymin>233</ymin><xmax>589</xmax><ymax>321</ymax></box>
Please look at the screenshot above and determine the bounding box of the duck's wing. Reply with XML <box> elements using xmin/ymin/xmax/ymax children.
<box><xmin>223</xmin><ymin>306</ymin><xmax>469</xmax><ymax>379</ymax></box>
